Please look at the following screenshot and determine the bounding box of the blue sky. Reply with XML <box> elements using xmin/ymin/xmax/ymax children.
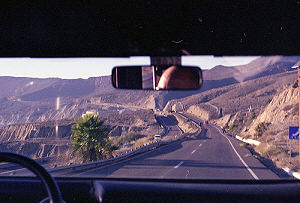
<box><xmin>0</xmin><ymin>56</ymin><xmax>259</xmax><ymax>79</ymax></box>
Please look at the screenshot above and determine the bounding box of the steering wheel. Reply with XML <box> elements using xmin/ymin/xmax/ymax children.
<box><xmin>0</xmin><ymin>152</ymin><xmax>64</xmax><ymax>203</ymax></box>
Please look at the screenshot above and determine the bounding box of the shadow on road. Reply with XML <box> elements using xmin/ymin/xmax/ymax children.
<box><xmin>81</xmin><ymin>139</ymin><xmax>185</xmax><ymax>176</ymax></box>
<box><xmin>155</xmin><ymin>115</ymin><xmax>178</xmax><ymax>125</ymax></box>
<box><xmin>125</xmin><ymin>159</ymin><xmax>268</xmax><ymax>171</ymax></box>
<box><xmin>196</xmin><ymin>128</ymin><xmax>211</xmax><ymax>140</ymax></box>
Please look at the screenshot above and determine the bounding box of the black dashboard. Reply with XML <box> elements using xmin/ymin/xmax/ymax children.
<box><xmin>0</xmin><ymin>177</ymin><xmax>300</xmax><ymax>202</ymax></box>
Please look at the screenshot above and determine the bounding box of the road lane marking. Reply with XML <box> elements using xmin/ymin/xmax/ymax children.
<box><xmin>212</xmin><ymin>125</ymin><xmax>259</xmax><ymax>180</ymax></box>
<box><xmin>199</xmin><ymin>144</ymin><xmax>202</xmax><ymax>147</ymax></box>
<box><xmin>186</xmin><ymin>170</ymin><xmax>190</xmax><ymax>177</ymax></box>
<box><xmin>191</xmin><ymin>150</ymin><xmax>196</xmax><ymax>154</ymax></box>
<box><xmin>72</xmin><ymin>140</ymin><xmax>182</xmax><ymax>176</ymax></box>
<box><xmin>174</xmin><ymin>161</ymin><xmax>184</xmax><ymax>168</ymax></box>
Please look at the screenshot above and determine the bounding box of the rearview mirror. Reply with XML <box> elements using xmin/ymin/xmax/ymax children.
<box><xmin>112</xmin><ymin>65</ymin><xmax>202</xmax><ymax>90</ymax></box>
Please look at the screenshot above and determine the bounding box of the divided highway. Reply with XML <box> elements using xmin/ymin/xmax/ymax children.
<box><xmin>72</xmin><ymin>114</ymin><xmax>279</xmax><ymax>179</ymax></box>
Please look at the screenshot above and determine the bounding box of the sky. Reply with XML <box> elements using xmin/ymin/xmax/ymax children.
<box><xmin>0</xmin><ymin>56</ymin><xmax>259</xmax><ymax>79</ymax></box>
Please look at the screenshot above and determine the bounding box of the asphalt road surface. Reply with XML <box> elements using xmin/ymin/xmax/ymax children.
<box><xmin>73</xmin><ymin>114</ymin><xmax>279</xmax><ymax>179</ymax></box>
<box><xmin>156</xmin><ymin>114</ymin><xmax>182</xmax><ymax>139</ymax></box>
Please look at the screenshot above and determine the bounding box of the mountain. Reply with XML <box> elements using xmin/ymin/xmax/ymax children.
<box><xmin>165</xmin><ymin>70</ymin><xmax>297</xmax><ymax>120</ymax></box>
<box><xmin>201</xmin><ymin>56</ymin><xmax>300</xmax><ymax>91</ymax></box>
<box><xmin>0</xmin><ymin>56</ymin><xmax>299</xmax><ymax>167</ymax></box>
<box><xmin>0</xmin><ymin>76</ymin><xmax>60</xmax><ymax>99</ymax></box>
<box><xmin>0</xmin><ymin>56</ymin><xmax>299</xmax><ymax>128</ymax></box>
<box><xmin>213</xmin><ymin>84</ymin><xmax>299</xmax><ymax>171</ymax></box>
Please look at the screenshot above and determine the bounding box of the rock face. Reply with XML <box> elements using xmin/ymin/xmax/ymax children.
<box><xmin>0</xmin><ymin>120</ymin><xmax>74</xmax><ymax>159</ymax></box>
<box><xmin>0</xmin><ymin>56</ymin><xmax>298</xmax><ymax>165</ymax></box>
<box><xmin>186</xmin><ymin>103</ymin><xmax>220</xmax><ymax>121</ymax></box>
<box><xmin>241</xmin><ymin>85</ymin><xmax>298</xmax><ymax>137</ymax></box>
<box><xmin>0</xmin><ymin>110</ymin><xmax>159</xmax><ymax>161</ymax></box>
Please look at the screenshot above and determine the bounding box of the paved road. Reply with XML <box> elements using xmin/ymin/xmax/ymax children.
<box><xmin>156</xmin><ymin>114</ymin><xmax>182</xmax><ymax>139</ymax></box>
<box><xmin>75</xmin><ymin>114</ymin><xmax>279</xmax><ymax>179</ymax></box>
<box><xmin>0</xmin><ymin>156</ymin><xmax>54</xmax><ymax>176</ymax></box>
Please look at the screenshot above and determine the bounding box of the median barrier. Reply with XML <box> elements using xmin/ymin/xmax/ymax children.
<box><xmin>49</xmin><ymin>141</ymin><xmax>161</xmax><ymax>175</ymax></box>
<box><xmin>50</xmin><ymin>114</ymin><xmax>201</xmax><ymax>175</ymax></box>
<box><xmin>174</xmin><ymin>113</ymin><xmax>202</xmax><ymax>137</ymax></box>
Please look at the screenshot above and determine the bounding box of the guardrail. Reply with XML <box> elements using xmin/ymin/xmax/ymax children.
<box><xmin>1</xmin><ymin>113</ymin><xmax>201</xmax><ymax>176</ymax></box>
<box><xmin>49</xmin><ymin>141</ymin><xmax>161</xmax><ymax>175</ymax></box>
<box><xmin>174</xmin><ymin>113</ymin><xmax>202</xmax><ymax>135</ymax></box>
<box><xmin>49</xmin><ymin>113</ymin><xmax>203</xmax><ymax>176</ymax></box>
<box><xmin>0</xmin><ymin>156</ymin><xmax>56</xmax><ymax>176</ymax></box>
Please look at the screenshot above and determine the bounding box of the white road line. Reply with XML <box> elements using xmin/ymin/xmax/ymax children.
<box><xmin>199</xmin><ymin>144</ymin><xmax>202</xmax><ymax>147</ymax></box>
<box><xmin>212</xmin><ymin>125</ymin><xmax>259</xmax><ymax>180</ymax></box>
<box><xmin>185</xmin><ymin>170</ymin><xmax>190</xmax><ymax>177</ymax></box>
<box><xmin>174</xmin><ymin>161</ymin><xmax>184</xmax><ymax>168</ymax></box>
<box><xmin>191</xmin><ymin>150</ymin><xmax>196</xmax><ymax>154</ymax></box>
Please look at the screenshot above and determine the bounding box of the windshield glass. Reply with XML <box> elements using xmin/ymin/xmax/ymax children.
<box><xmin>0</xmin><ymin>55</ymin><xmax>299</xmax><ymax>180</ymax></box>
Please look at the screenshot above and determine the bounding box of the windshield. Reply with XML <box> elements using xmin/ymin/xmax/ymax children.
<box><xmin>0</xmin><ymin>55</ymin><xmax>299</xmax><ymax>180</ymax></box>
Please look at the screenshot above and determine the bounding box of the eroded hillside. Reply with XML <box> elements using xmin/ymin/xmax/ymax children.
<box><xmin>0</xmin><ymin>109</ymin><xmax>161</xmax><ymax>166</ymax></box>
<box><xmin>166</xmin><ymin>71</ymin><xmax>297</xmax><ymax>118</ymax></box>
<box><xmin>214</xmin><ymin>84</ymin><xmax>299</xmax><ymax>170</ymax></box>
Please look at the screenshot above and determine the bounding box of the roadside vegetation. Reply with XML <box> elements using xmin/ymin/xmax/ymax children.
<box><xmin>134</xmin><ymin>137</ymin><xmax>152</xmax><ymax>148</ymax></box>
<box><xmin>254</xmin><ymin>122</ymin><xmax>270</xmax><ymax>139</ymax></box>
<box><xmin>226</xmin><ymin>111</ymin><xmax>257</xmax><ymax>137</ymax></box>
<box><xmin>115</xmin><ymin>132</ymin><xmax>144</xmax><ymax>148</ymax></box>
<box><xmin>71</xmin><ymin>114</ymin><xmax>117</xmax><ymax>162</ymax></box>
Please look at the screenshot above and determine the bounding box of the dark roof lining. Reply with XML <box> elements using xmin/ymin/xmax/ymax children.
<box><xmin>0</xmin><ymin>1</ymin><xmax>299</xmax><ymax>57</ymax></box>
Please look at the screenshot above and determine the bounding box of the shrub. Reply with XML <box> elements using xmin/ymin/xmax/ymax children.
<box><xmin>255</xmin><ymin>143</ymin><xmax>281</xmax><ymax>159</ymax></box>
<box><xmin>116</xmin><ymin>137</ymin><xmax>125</xmax><ymax>148</ymax></box>
<box><xmin>292</xmin><ymin>80</ymin><xmax>298</xmax><ymax>88</ymax></box>
<box><xmin>116</xmin><ymin>133</ymin><xmax>144</xmax><ymax>148</ymax></box>
<box><xmin>125</xmin><ymin>132</ymin><xmax>143</xmax><ymax>143</ymax></box>
<box><xmin>134</xmin><ymin>137</ymin><xmax>150</xmax><ymax>148</ymax></box>
<box><xmin>254</xmin><ymin>122</ymin><xmax>270</xmax><ymax>138</ymax></box>
<box><xmin>71</xmin><ymin>114</ymin><xmax>113</xmax><ymax>162</ymax></box>
<box><xmin>245</xmin><ymin>112</ymin><xmax>256</xmax><ymax>127</ymax></box>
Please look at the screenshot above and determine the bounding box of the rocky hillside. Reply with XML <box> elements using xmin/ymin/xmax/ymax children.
<box><xmin>212</xmin><ymin>84</ymin><xmax>299</xmax><ymax>170</ymax></box>
<box><xmin>241</xmin><ymin>86</ymin><xmax>298</xmax><ymax>139</ymax></box>
<box><xmin>0</xmin><ymin>119</ymin><xmax>74</xmax><ymax>159</ymax></box>
<box><xmin>0</xmin><ymin>109</ymin><xmax>160</xmax><ymax>165</ymax></box>
<box><xmin>165</xmin><ymin>70</ymin><xmax>297</xmax><ymax>117</ymax></box>
<box><xmin>186</xmin><ymin>103</ymin><xmax>220</xmax><ymax>121</ymax></box>
<box><xmin>1</xmin><ymin>56</ymin><xmax>299</xmax><ymax>128</ymax></box>
<box><xmin>204</xmin><ymin>56</ymin><xmax>300</xmax><ymax>82</ymax></box>
<box><xmin>0</xmin><ymin>56</ymin><xmax>299</xmax><ymax>167</ymax></box>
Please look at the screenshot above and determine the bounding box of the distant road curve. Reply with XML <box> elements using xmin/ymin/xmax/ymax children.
<box><xmin>69</xmin><ymin>114</ymin><xmax>279</xmax><ymax>180</ymax></box>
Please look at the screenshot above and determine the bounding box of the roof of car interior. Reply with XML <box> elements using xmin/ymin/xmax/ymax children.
<box><xmin>0</xmin><ymin>1</ymin><xmax>299</xmax><ymax>57</ymax></box>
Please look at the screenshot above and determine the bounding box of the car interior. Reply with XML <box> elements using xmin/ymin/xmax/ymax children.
<box><xmin>0</xmin><ymin>1</ymin><xmax>300</xmax><ymax>203</ymax></box>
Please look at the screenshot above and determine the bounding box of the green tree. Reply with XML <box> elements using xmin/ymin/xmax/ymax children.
<box><xmin>71</xmin><ymin>114</ymin><xmax>114</xmax><ymax>162</ymax></box>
